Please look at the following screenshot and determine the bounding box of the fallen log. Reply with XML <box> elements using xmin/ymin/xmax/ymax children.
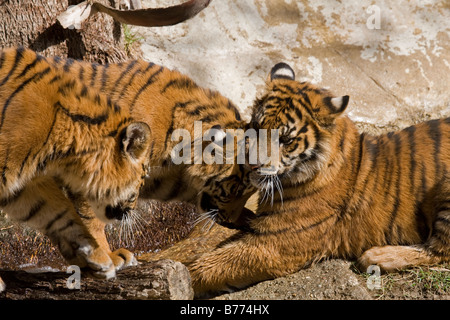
<box><xmin>0</xmin><ymin>259</ymin><xmax>193</xmax><ymax>300</ymax></box>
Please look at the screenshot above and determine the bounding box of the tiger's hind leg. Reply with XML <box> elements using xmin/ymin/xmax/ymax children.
<box><xmin>357</xmin><ymin>245</ymin><xmax>439</xmax><ymax>272</ymax></box>
<box><xmin>1</xmin><ymin>176</ymin><xmax>116</xmax><ymax>279</ymax></box>
<box><xmin>358</xmin><ymin>203</ymin><xmax>450</xmax><ymax>272</ymax></box>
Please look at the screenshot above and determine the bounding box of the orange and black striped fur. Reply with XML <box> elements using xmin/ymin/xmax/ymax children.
<box><xmin>43</xmin><ymin>48</ymin><xmax>254</xmax><ymax>244</ymax></box>
<box><xmin>0</xmin><ymin>47</ymin><xmax>251</xmax><ymax>290</ymax></box>
<box><xmin>184</xmin><ymin>63</ymin><xmax>450</xmax><ymax>296</ymax></box>
<box><xmin>0</xmin><ymin>47</ymin><xmax>152</xmax><ymax>291</ymax></box>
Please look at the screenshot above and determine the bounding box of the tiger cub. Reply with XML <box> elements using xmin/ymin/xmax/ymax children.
<box><xmin>185</xmin><ymin>63</ymin><xmax>450</xmax><ymax>296</ymax></box>
<box><xmin>0</xmin><ymin>47</ymin><xmax>152</xmax><ymax>290</ymax></box>
<box><xmin>38</xmin><ymin>47</ymin><xmax>255</xmax><ymax>256</ymax></box>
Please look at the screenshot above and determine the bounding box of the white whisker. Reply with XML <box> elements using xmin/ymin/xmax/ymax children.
<box><xmin>117</xmin><ymin>209</ymin><xmax>149</xmax><ymax>248</ymax></box>
<box><xmin>194</xmin><ymin>209</ymin><xmax>218</xmax><ymax>232</ymax></box>
<box><xmin>193</xmin><ymin>209</ymin><xmax>219</xmax><ymax>233</ymax></box>
<box><xmin>257</xmin><ymin>172</ymin><xmax>283</xmax><ymax>207</ymax></box>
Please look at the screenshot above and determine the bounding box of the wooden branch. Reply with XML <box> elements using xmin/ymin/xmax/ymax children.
<box><xmin>0</xmin><ymin>259</ymin><xmax>193</xmax><ymax>300</ymax></box>
<box><xmin>57</xmin><ymin>0</ymin><xmax>212</xmax><ymax>29</ymax></box>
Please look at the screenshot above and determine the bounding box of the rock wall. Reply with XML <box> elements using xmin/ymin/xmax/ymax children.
<box><xmin>136</xmin><ymin>0</ymin><xmax>450</xmax><ymax>127</ymax></box>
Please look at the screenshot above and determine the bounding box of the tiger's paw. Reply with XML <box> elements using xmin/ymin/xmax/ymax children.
<box><xmin>109</xmin><ymin>248</ymin><xmax>138</xmax><ymax>271</ymax></box>
<box><xmin>357</xmin><ymin>245</ymin><xmax>433</xmax><ymax>273</ymax></box>
<box><xmin>77</xmin><ymin>245</ymin><xmax>116</xmax><ymax>279</ymax></box>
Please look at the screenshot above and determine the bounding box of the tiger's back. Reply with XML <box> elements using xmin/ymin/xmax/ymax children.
<box><xmin>48</xmin><ymin>55</ymin><xmax>242</xmax><ymax>170</ymax></box>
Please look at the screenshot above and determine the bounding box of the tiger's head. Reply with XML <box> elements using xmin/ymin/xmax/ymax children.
<box><xmin>248</xmin><ymin>62</ymin><xmax>349</xmax><ymax>190</ymax></box>
<box><xmin>80</xmin><ymin>122</ymin><xmax>152</xmax><ymax>224</ymax></box>
<box><xmin>187</xmin><ymin>124</ymin><xmax>258</xmax><ymax>230</ymax></box>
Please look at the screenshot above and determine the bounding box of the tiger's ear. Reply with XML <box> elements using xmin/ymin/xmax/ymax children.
<box><xmin>121</xmin><ymin>122</ymin><xmax>151</xmax><ymax>161</ymax></box>
<box><xmin>325</xmin><ymin>95</ymin><xmax>349</xmax><ymax>115</ymax></box>
<box><xmin>315</xmin><ymin>95</ymin><xmax>349</xmax><ymax>125</ymax></box>
<box><xmin>269</xmin><ymin>62</ymin><xmax>295</xmax><ymax>81</ymax></box>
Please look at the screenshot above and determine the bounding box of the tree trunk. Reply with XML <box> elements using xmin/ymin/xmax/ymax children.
<box><xmin>0</xmin><ymin>0</ymin><xmax>128</xmax><ymax>63</ymax></box>
<box><xmin>0</xmin><ymin>260</ymin><xmax>194</xmax><ymax>300</ymax></box>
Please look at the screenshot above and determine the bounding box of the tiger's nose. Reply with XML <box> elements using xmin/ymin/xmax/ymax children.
<box><xmin>105</xmin><ymin>205</ymin><xmax>130</xmax><ymax>221</ymax></box>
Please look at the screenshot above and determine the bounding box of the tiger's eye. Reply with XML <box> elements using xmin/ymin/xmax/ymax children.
<box><xmin>279</xmin><ymin>136</ymin><xmax>293</xmax><ymax>145</ymax></box>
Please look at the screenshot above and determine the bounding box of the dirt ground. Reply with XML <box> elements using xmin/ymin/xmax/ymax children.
<box><xmin>2</xmin><ymin>207</ymin><xmax>449</xmax><ymax>300</ymax></box>
<box><xmin>214</xmin><ymin>259</ymin><xmax>450</xmax><ymax>300</ymax></box>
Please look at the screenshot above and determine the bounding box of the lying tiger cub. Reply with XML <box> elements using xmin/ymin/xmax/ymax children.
<box><xmin>0</xmin><ymin>47</ymin><xmax>151</xmax><ymax>291</ymax></box>
<box><xmin>184</xmin><ymin>62</ymin><xmax>450</xmax><ymax>296</ymax></box>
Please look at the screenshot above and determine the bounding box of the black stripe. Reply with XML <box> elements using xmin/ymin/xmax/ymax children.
<box><xmin>130</xmin><ymin>66</ymin><xmax>164</xmax><ymax>111</ymax></box>
<box><xmin>276</xmin><ymin>84</ymin><xmax>296</xmax><ymax>95</ymax></box>
<box><xmin>48</xmin><ymin>74</ymin><xmax>61</xmax><ymax>84</ymax></box>
<box><xmin>226</xmin><ymin>101</ymin><xmax>242</xmax><ymax>121</ymax></box>
<box><xmin>0</xmin><ymin>67</ymin><xmax>51</xmax><ymax>131</ymax></box>
<box><xmin>284</xmin><ymin>110</ymin><xmax>295</xmax><ymax>123</ymax></box>
<box><xmin>436</xmin><ymin>216</ymin><xmax>450</xmax><ymax>226</ymax></box>
<box><xmin>298</xmin><ymin>89</ymin><xmax>312</xmax><ymax>108</ymax></box>
<box><xmin>163</xmin><ymin>100</ymin><xmax>195</xmax><ymax>150</ymax></box>
<box><xmin>0</xmin><ymin>47</ymin><xmax>26</xmax><ymax>87</ymax></box>
<box><xmin>90</xmin><ymin>63</ymin><xmax>98</xmax><ymax>87</ymax></box>
<box><xmin>44</xmin><ymin>209</ymin><xmax>68</xmax><ymax>232</ymax></box>
<box><xmin>16</xmin><ymin>55</ymin><xmax>43</xmax><ymax>79</ymax></box>
<box><xmin>18</xmin><ymin>150</ymin><xmax>32</xmax><ymax>177</ymax></box>
<box><xmin>55</xmin><ymin>101</ymin><xmax>108</xmax><ymax>125</ymax></box>
<box><xmin>100</xmin><ymin>63</ymin><xmax>109</xmax><ymax>90</ymax></box>
<box><xmin>298</xmin><ymin>123</ymin><xmax>309</xmax><ymax>134</ymax></box>
<box><xmin>55</xmin><ymin>219</ymin><xmax>75</xmax><ymax>234</ymax></box>
<box><xmin>187</xmin><ymin>105</ymin><xmax>209</xmax><ymax>116</ymax></box>
<box><xmin>113</xmin><ymin>60</ymin><xmax>138</xmax><ymax>91</ymax></box>
<box><xmin>58</xmin><ymin>79</ymin><xmax>76</xmax><ymax>96</ymax></box>
<box><xmin>0</xmin><ymin>51</ymin><xmax>5</xmax><ymax>71</ymax></box>
<box><xmin>52</xmin><ymin>56</ymin><xmax>62</xmax><ymax>66</ymax></box>
<box><xmin>161</xmin><ymin>77</ymin><xmax>195</xmax><ymax>93</ymax></box>
<box><xmin>1</xmin><ymin>148</ymin><xmax>9</xmax><ymax>185</ymax></box>
<box><xmin>420</xmin><ymin>160</ymin><xmax>427</xmax><ymax>197</ymax></box>
<box><xmin>116</xmin><ymin>65</ymin><xmax>144</xmax><ymax>100</ymax></box>
<box><xmin>303</xmin><ymin>136</ymin><xmax>309</xmax><ymax>151</ymax></box>
<box><xmin>22</xmin><ymin>199</ymin><xmax>46</xmax><ymax>222</ymax></box>
<box><xmin>386</xmin><ymin>134</ymin><xmax>402</xmax><ymax>243</ymax></box>
<box><xmin>293</xmin><ymin>105</ymin><xmax>303</xmax><ymax>122</ymax></box>
<box><xmin>63</xmin><ymin>58</ymin><xmax>74</xmax><ymax>72</ymax></box>
<box><xmin>80</xmin><ymin>85</ymin><xmax>88</xmax><ymax>98</ymax></box>
<box><xmin>354</xmin><ymin>134</ymin><xmax>365</xmax><ymax>176</ymax></box>
<box><xmin>404</xmin><ymin>125</ymin><xmax>416</xmax><ymax>195</ymax></box>
<box><xmin>427</xmin><ymin>119</ymin><xmax>442</xmax><ymax>177</ymax></box>
<box><xmin>79</xmin><ymin>64</ymin><xmax>85</xmax><ymax>82</ymax></box>
<box><xmin>0</xmin><ymin>187</ymin><xmax>24</xmax><ymax>207</ymax></box>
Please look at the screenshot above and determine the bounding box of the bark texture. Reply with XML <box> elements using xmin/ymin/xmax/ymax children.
<box><xmin>0</xmin><ymin>260</ymin><xmax>194</xmax><ymax>300</ymax></box>
<box><xmin>0</xmin><ymin>0</ymin><xmax>127</xmax><ymax>63</ymax></box>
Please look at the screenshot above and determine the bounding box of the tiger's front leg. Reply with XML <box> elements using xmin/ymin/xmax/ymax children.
<box><xmin>72</xmin><ymin>198</ymin><xmax>138</xmax><ymax>271</ymax></box>
<box><xmin>186</xmin><ymin>232</ymin><xmax>301</xmax><ymax>297</ymax></box>
<box><xmin>2</xmin><ymin>176</ymin><xmax>116</xmax><ymax>279</ymax></box>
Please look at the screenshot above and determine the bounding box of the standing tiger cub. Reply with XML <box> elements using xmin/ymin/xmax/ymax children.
<box><xmin>186</xmin><ymin>63</ymin><xmax>450</xmax><ymax>296</ymax></box>
<box><xmin>0</xmin><ymin>47</ymin><xmax>151</xmax><ymax>291</ymax></box>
